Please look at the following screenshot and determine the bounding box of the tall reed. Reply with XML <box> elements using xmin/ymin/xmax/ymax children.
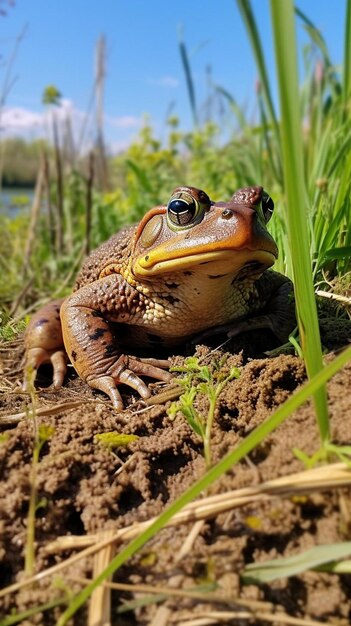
<box><xmin>270</xmin><ymin>0</ymin><xmax>329</xmax><ymax>440</ymax></box>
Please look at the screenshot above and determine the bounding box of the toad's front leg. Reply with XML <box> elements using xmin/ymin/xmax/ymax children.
<box><xmin>24</xmin><ymin>298</ymin><xmax>68</xmax><ymax>389</ymax></box>
<box><xmin>60</xmin><ymin>275</ymin><xmax>171</xmax><ymax>409</ymax></box>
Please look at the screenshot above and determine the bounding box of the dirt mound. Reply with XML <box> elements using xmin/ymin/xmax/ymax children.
<box><xmin>0</xmin><ymin>328</ymin><xmax>351</xmax><ymax>624</ymax></box>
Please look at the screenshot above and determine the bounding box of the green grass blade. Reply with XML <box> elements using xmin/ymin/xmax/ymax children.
<box><xmin>257</xmin><ymin>91</ymin><xmax>282</xmax><ymax>184</ymax></box>
<box><xmin>343</xmin><ymin>0</ymin><xmax>351</xmax><ymax>106</ymax></box>
<box><xmin>57</xmin><ymin>345</ymin><xmax>351</xmax><ymax>626</ymax></box>
<box><xmin>178</xmin><ymin>28</ymin><xmax>198</xmax><ymax>127</ymax></box>
<box><xmin>236</xmin><ymin>0</ymin><xmax>279</xmax><ymax>140</ymax></box>
<box><xmin>319</xmin><ymin>246</ymin><xmax>351</xmax><ymax>268</ymax></box>
<box><xmin>325</xmin><ymin>133</ymin><xmax>351</xmax><ymax>179</ymax></box>
<box><xmin>214</xmin><ymin>85</ymin><xmax>248</xmax><ymax>130</ymax></box>
<box><xmin>318</xmin><ymin>560</ymin><xmax>351</xmax><ymax>574</ymax></box>
<box><xmin>295</xmin><ymin>7</ymin><xmax>331</xmax><ymax>67</ymax></box>
<box><xmin>243</xmin><ymin>541</ymin><xmax>351</xmax><ymax>583</ymax></box>
<box><xmin>270</xmin><ymin>0</ymin><xmax>329</xmax><ymax>441</ymax></box>
<box><xmin>116</xmin><ymin>583</ymin><xmax>216</xmax><ymax>614</ymax></box>
<box><xmin>1</xmin><ymin>597</ymin><xmax>65</xmax><ymax>626</ymax></box>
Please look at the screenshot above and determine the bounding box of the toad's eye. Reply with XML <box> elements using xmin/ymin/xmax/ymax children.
<box><xmin>167</xmin><ymin>198</ymin><xmax>197</xmax><ymax>226</ymax></box>
<box><xmin>262</xmin><ymin>192</ymin><xmax>274</xmax><ymax>223</ymax></box>
<box><xmin>167</xmin><ymin>189</ymin><xmax>209</xmax><ymax>230</ymax></box>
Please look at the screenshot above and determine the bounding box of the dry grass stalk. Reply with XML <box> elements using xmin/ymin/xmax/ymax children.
<box><xmin>52</xmin><ymin>111</ymin><xmax>64</xmax><ymax>254</ymax></box>
<box><xmin>45</xmin><ymin>461</ymin><xmax>351</xmax><ymax>554</ymax></box>
<box><xmin>175</xmin><ymin>519</ymin><xmax>205</xmax><ymax>563</ymax></box>
<box><xmin>0</xmin><ymin>379</ymin><xmax>172</xmax><ymax>426</ymax></box>
<box><xmin>50</xmin><ymin>240</ymin><xmax>86</xmax><ymax>298</ymax></box>
<box><xmin>0</xmin><ymin>399</ymin><xmax>102</xmax><ymax>425</ymax></box>
<box><xmin>0</xmin><ymin>339</ymin><xmax>23</xmax><ymax>351</ymax></box>
<box><xmin>9</xmin><ymin>277</ymin><xmax>34</xmax><ymax>316</ymax></box>
<box><xmin>315</xmin><ymin>289</ymin><xmax>351</xmax><ymax>305</ymax></box>
<box><xmin>85</xmin><ymin>151</ymin><xmax>94</xmax><ymax>257</ymax></box>
<box><xmin>172</xmin><ymin>610</ymin><xmax>335</xmax><ymax>626</ymax></box>
<box><xmin>23</xmin><ymin>159</ymin><xmax>45</xmax><ymax>271</ymax></box>
<box><xmin>70</xmin><ymin>576</ymin><xmax>273</xmax><ymax>612</ymax></box>
<box><xmin>0</xmin><ymin>377</ymin><xmax>15</xmax><ymax>392</ymax></box>
<box><xmin>170</xmin><ymin>615</ymin><xmax>252</xmax><ymax>626</ymax></box>
<box><xmin>88</xmin><ymin>530</ymin><xmax>115</xmax><ymax>626</ymax></box>
<box><xmin>144</xmin><ymin>384</ymin><xmax>183</xmax><ymax>405</ymax></box>
<box><xmin>43</xmin><ymin>150</ymin><xmax>55</xmax><ymax>255</ymax></box>
<box><xmin>1</xmin><ymin>462</ymin><xmax>350</xmax><ymax>601</ymax></box>
<box><xmin>70</xmin><ymin>577</ymin><xmax>336</xmax><ymax>626</ymax></box>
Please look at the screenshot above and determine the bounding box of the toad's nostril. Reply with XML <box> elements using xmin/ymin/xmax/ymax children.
<box><xmin>221</xmin><ymin>209</ymin><xmax>234</xmax><ymax>219</ymax></box>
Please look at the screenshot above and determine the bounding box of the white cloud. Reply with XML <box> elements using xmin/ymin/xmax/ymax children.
<box><xmin>0</xmin><ymin>106</ymin><xmax>43</xmax><ymax>131</ymax></box>
<box><xmin>0</xmin><ymin>101</ymin><xmax>142</xmax><ymax>152</ymax></box>
<box><xmin>0</xmin><ymin>101</ymin><xmax>89</xmax><ymax>145</ymax></box>
<box><xmin>107</xmin><ymin>115</ymin><xmax>142</xmax><ymax>129</ymax></box>
<box><xmin>0</xmin><ymin>100</ymin><xmax>83</xmax><ymax>134</ymax></box>
<box><xmin>147</xmin><ymin>75</ymin><xmax>179</xmax><ymax>88</ymax></box>
<box><xmin>108</xmin><ymin>138</ymin><xmax>134</xmax><ymax>154</ymax></box>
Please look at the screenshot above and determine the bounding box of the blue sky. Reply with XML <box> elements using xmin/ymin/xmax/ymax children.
<box><xmin>0</xmin><ymin>0</ymin><xmax>347</xmax><ymax>152</ymax></box>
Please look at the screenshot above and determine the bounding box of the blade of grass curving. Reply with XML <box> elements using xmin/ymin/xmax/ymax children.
<box><xmin>295</xmin><ymin>6</ymin><xmax>341</xmax><ymax>101</ymax></box>
<box><xmin>257</xmin><ymin>90</ymin><xmax>282</xmax><ymax>184</ymax></box>
<box><xmin>57</xmin><ymin>345</ymin><xmax>351</xmax><ymax>626</ymax></box>
<box><xmin>236</xmin><ymin>0</ymin><xmax>279</xmax><ymax>143</ymax></box>
<box><xmin>313</xmin><ymin>128</ymin><xmax>351</xmax><ymax>266</ymax></box>
<box><xmin>243</xmin><ymin>541</ymin><xmax>351</xmax><ymax>583</ymax></box>
<box><xmin>333</xmin><ymin>145</ymin><xmax>351</xmax><ymax>221</ymax></box>
<box><xmin>320</xmin><ymin>246</ymin><xmax>351</xmax><ymax>266</ymax></box>
<box><xmin>343</xmin><ymin>0</ymin><xmax>351</xmax><ymax>109</ymax></box>
<box><xmin>178</xmin><ymin>26</ymin><xmax>198</xmax><ymax>127</ymax></box>
<box><xmin>325</xmin><ymin>132</ymin><xmax>351</xmax><ymax>179</ymax></box>
<box><xmin>317</xmin><ymin>146</ymin><xmax>351</xmax><ymax>272</ymax></box>
<box><xmin>270</xmin><ymin>0</ymin><xmax>329</xmax><ymax>441</ymax></box>
<box><xmin>1</xmin><ymin>597</ymin><xmax>66</xmax><ymax>626</ymax></box>
<box><xmin>214</xmin><ymin>85</ymin><xmax>248</xmax><ymax>131</ymax></box>
<box><xmin>316</xmin><ymin>210</ymin><xmax>347</xmax><ymax>271</ymax></box>
<box><xmin>295</xmin><ymin>7</ymin><xmax>331</xmax><ymax>68</ymax></box>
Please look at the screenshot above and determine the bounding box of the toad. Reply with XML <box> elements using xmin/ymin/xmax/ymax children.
<box><xmin>24</xmin><ymin>186</ymin><xmax>295</xmax><ymax>408</ymax></box>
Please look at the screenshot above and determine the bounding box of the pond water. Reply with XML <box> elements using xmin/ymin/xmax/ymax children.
<box><xmin>0</xmin><ymin>188</ymin><xmax>34</xmax><ymax>216</ymax></box>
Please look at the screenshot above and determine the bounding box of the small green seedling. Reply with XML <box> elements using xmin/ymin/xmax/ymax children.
<box><xmin>294</xmin><ymin>441</ymin><xmax>351</xmax><ymax>470</ymax></box>
<box><xmin>168</xmin><ymin>356</ymin><xmax>240</xmax><ymax>469</ymax></box>
<box><xmin>24</xmin><ymin>366</ymin><xmax>55</xmax><ymax>577</ymax></box>
<box><xmin>25</xmin><ymin>422</ymin><xmax>55</xmax><ymax>576</ymax></box>
<box><xmin>94</xmin><ymin>431</ymin><xmax>139</xmax><ymax>450</ymax></box>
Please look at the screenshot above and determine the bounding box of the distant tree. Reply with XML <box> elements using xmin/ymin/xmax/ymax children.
<box><xmin>0</xmin><ymin>23</ymin><xmax>27</xmax><ymax>190</ymax></box>
<box><xmin>1</xmin><ymin>138</ymin><xmax>46</xmax><ymax>187</ymax></box>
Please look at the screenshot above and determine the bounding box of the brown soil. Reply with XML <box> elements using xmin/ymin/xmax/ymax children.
<box><xmin>0</xmin><ymin>321</ymin><xmax>351</xmax><ymax>625</ymax></box>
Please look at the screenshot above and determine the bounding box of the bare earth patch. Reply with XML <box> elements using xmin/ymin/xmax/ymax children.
<box><xmin>0</xmin><ymin>324</ymin><xmax>351</xmax><ymax>625</ymax></box>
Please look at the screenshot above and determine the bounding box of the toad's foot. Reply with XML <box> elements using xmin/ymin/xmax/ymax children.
<box><xmin>23</xmin><ymin>347</ymin><xmax>68</xmax><ymax>390</ymax></box>
<box><xmin>60</xmin><ymin>282</ymin><xmax>172</xmax><ymax>410</ymax></box>
<box><xmin>23</xmin><ymin>298</ymin><xmax>68</xmax><ymax>390</ymax></box>
<box><xmin>87</xmin><ymin>355</ymin><xmax>171</xmax><ymax>410</ymax></box>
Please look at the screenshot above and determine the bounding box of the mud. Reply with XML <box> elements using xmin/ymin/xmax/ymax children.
<box><xmin>0</xmin><ymin>323</ymin><xmax>351</xmax><ymax>625</ymax></box>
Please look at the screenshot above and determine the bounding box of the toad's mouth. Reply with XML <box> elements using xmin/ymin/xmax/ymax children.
<box><xmin>133</xmin><ymin>247</ymin><xmax>277</xmax><ymax>278</ymax></box>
